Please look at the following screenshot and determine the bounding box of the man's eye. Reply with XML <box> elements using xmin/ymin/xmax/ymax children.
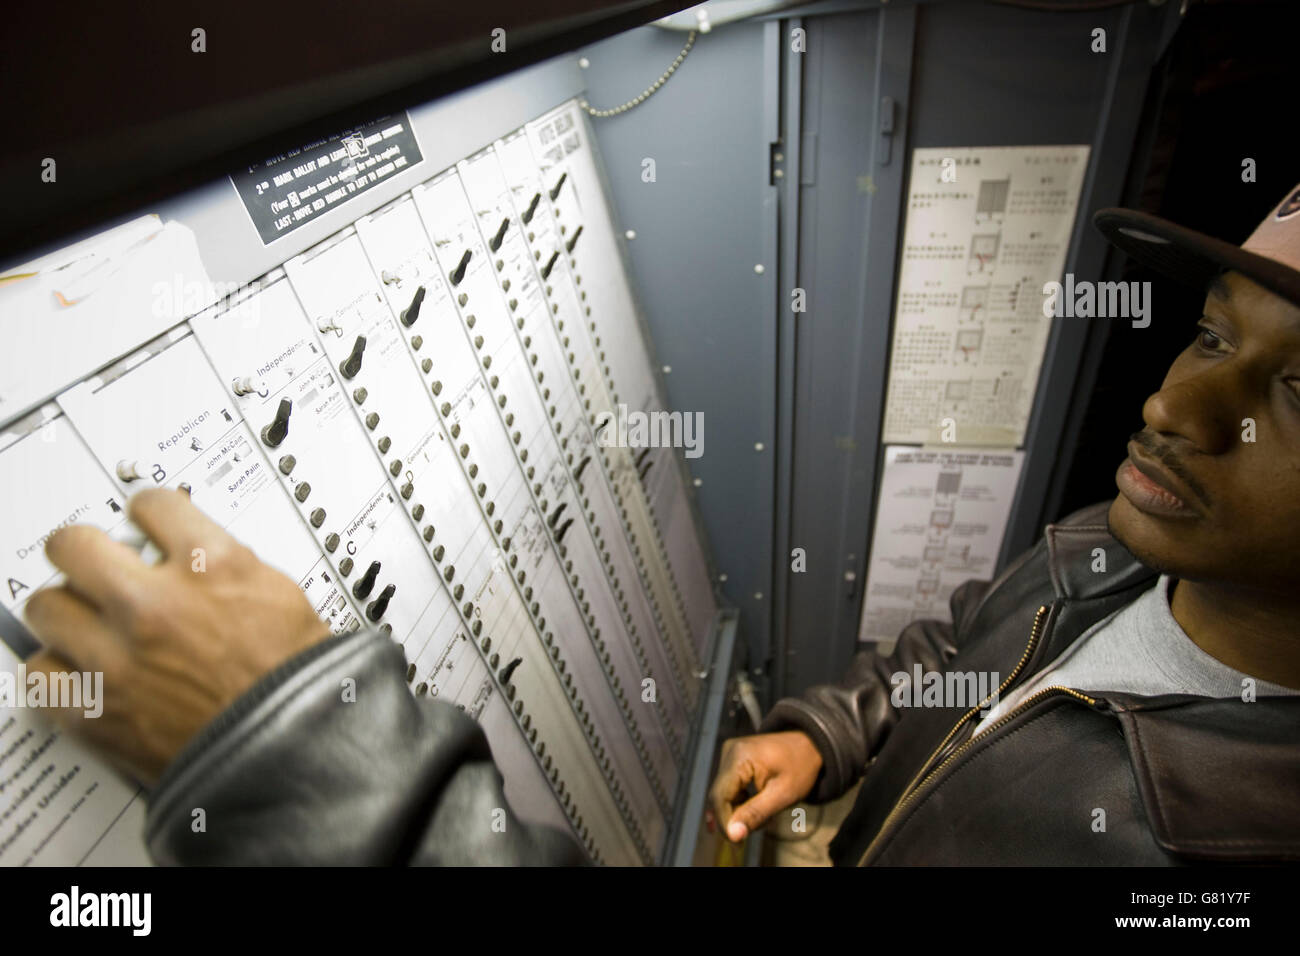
<box><xmin>1196</xmin><ymin>327</ymin><xmax>1224</xmax><ymax>350</ymax></box>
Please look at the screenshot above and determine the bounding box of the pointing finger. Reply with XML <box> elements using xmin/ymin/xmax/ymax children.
<box><xmin>709</xmin><ymin>742</ymin><xmax>755</xmax><ymax>841</ymax></box>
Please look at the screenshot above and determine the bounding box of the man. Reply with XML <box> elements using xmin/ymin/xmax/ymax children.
<box><xmin>23</xmin><ymin>184</ymin><xmax>1300</xmax><ymax>866</ymax></box>
<box><xmin>712</xmin><ymin>185</ymin><xmax>1300</xmax><ymax>864</ymax></box>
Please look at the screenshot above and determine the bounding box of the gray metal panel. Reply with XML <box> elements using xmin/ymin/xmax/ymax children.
<box><xmin>578</xmin><ymin>22</ymin><xmax>777</xmax><ymax>670</ymax></box>
<box><xmin>907</xmin><ymin>2</ymin><xmax>1134</xmax><ymax>148</ymax></box>
<box><xmin>780</xmin><ymin>7</ymin><xmax>911</xmax><ymax>696</ymax></box>
<box><xmin>1001</xmin><ymin>1</ymin><xmax>1185</xmax><ymax>564</ymax></box>
<box><xmin>771</xmin><ymin>16</ymin><xmax>808</xmax><ymax>702</ymax></box>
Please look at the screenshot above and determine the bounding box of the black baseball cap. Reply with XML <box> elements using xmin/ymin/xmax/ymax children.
<box><xmin>1093</xmin><ymin>182</ymin><xmax>1300</xmax><ymax>309</ymax></box>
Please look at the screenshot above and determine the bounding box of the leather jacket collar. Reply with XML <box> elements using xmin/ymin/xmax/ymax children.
<box><xmin>1111</xmin><ymin>692</ymin><xmax>1300</xmax><ymax>861</ymax></box>
<box><xmin>1043</xmin><ymin>501</ymin><xmax>1153</xmax><ymax>600</ymax></box>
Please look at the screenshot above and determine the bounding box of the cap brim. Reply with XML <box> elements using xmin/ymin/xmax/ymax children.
<box><xmin>1093</xmin><ymin>207</ymin><xmax>1300</xmax><ymax>309</ymax></box>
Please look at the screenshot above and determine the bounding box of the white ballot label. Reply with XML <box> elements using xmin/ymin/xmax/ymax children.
<box><xmin>882</xmin><ymin>145</ymin><xmax>1090</xmax><ymax>446</ymax></box>
<box><xmin>0</xmin><ymin>411</ymin><xmax>149</xmax><ymax>866</ymax></box>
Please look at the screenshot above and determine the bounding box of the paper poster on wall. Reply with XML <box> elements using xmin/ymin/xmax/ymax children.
<box><xmin>858</xmin><ymin>446</ymin><xmax>1024</xmax><ymax>648</ymax></box>
<box><xmin>882</xmin><ymin>145</ymin><xmax>1090</xmax><ymax>446</ymax></box>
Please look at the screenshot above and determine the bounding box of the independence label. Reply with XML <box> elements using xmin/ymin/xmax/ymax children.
<box><xmin>230</xmin><ymin>113</ymin><xmax>423</xmax><ymax>244</ymax></box>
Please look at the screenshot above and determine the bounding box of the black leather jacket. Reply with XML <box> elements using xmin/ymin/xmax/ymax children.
<box><xmin>146</xmin><ymin>626</ymin><xmax>586</xmax><ymax>865</ymax></box>
<box><xmin>145</xmin><ymin>501</ymin><xmax>1299</xmax><ymax>865</ymax></box>
<box><xmin>760</xmin><ymin>501</ymin><xmax>1300</xmax><ymax>865</ymax></box>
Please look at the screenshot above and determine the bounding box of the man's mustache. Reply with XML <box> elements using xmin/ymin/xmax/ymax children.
<box><xmin>1130</xmin><ymin>430</ymin><xmax>1213</xmax><ymax>509</ymax></box>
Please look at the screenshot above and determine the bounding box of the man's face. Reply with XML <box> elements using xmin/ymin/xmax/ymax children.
<box><xmin>1109</xmin><ymin>270</ymin><xmax>1300</xmax><ymax>593</ymax></box>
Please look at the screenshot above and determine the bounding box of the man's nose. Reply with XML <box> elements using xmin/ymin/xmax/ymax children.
<box><xmin>1142</xmin><ymin>362</ymin><xmax>1248</xmax><ymax>456</ymax></box>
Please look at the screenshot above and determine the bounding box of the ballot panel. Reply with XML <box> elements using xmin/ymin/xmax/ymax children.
<box><xmin>0</xmin><ymin>95</ymin><xmax>719</xmax><ymax>866</ymax></box>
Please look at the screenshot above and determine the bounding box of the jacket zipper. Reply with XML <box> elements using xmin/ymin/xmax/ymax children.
<box><xmin>857</xmin><ymin>604</ymin><xmax>1098</xmax><ymax>865</ymax></box>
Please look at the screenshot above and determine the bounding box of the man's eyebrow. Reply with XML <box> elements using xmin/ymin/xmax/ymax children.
<box><xmin>1206</xmin><ymin>273</ymin><xmax>1231</xmax><ymax>302</ymax></box>
<box><xmin>1204</xmin><ymin>271</ymin><xmax>1300</xmax><ymax>330</ymax></box>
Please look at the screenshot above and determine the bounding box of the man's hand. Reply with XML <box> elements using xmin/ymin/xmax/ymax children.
<box><xmin>23</xmin><ymin>488</ymin><xmax>332</xmax><ymax>787</ymax></box>
<box><xmin>709</xmin><ymin>730</ymin><xmax>823</xmax><ymax>842</ymax></box>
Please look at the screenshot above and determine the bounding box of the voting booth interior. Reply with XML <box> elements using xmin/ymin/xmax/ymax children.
<box><xmin>0</xmin><ymin>0</ymin><xmax>1186</xmax><ymax>866</ymax></box>
<box><xmin>579</xmin><ymin>0</ymin><xmax>1183</xmax><ymax>711</ymax></box>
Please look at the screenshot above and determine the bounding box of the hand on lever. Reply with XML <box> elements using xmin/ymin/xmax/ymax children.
<box><xmin>22</xmin><ymin>488</ymin><xmax>332</xmax><ymax>786</ymax></box>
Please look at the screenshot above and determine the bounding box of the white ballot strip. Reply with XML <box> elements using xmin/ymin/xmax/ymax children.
<box><xmin>882</xmin><ymin>145</ymin><xmax>1090</xmax><ymax>446</ymax></box>
<box><xmin>858</xmin><ymin>446</ymin><xmax>1024</xmax><ymax>648</ymax></box>
<box><xmin>0</xmin><ymin>411</ymin><xmax>149</xmax><ymax>866</ymax></box>
<box><xmin>0</xmin><ymin>636</ymin><xmax>149</xmax><ymax>867</ymax></box>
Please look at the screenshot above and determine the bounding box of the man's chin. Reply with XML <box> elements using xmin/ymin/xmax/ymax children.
<box><xmin>1105</xmin><ymin>494</ymin><xmax>1132</xmax><ymax>540</ymax></box>
<box><xmin>1106</xmin><ymin>494</ymin><xmax>1194</xmax><ymax>578</ymax></box>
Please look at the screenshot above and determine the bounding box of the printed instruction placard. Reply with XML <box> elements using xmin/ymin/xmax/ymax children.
<box><xmin>858</xmin><ymin>446</ymin><xmax>1024</xmax><ymax>647</ymax></box>
<box><xmin>882</xmin><ymin>145</ymin><xmax>1090</xmax><ymax>446</ymax></box>
<box><xmin>230</xmin><ymin>113</ymin><xmax>423</xmax><ymax>244</ymax></box>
